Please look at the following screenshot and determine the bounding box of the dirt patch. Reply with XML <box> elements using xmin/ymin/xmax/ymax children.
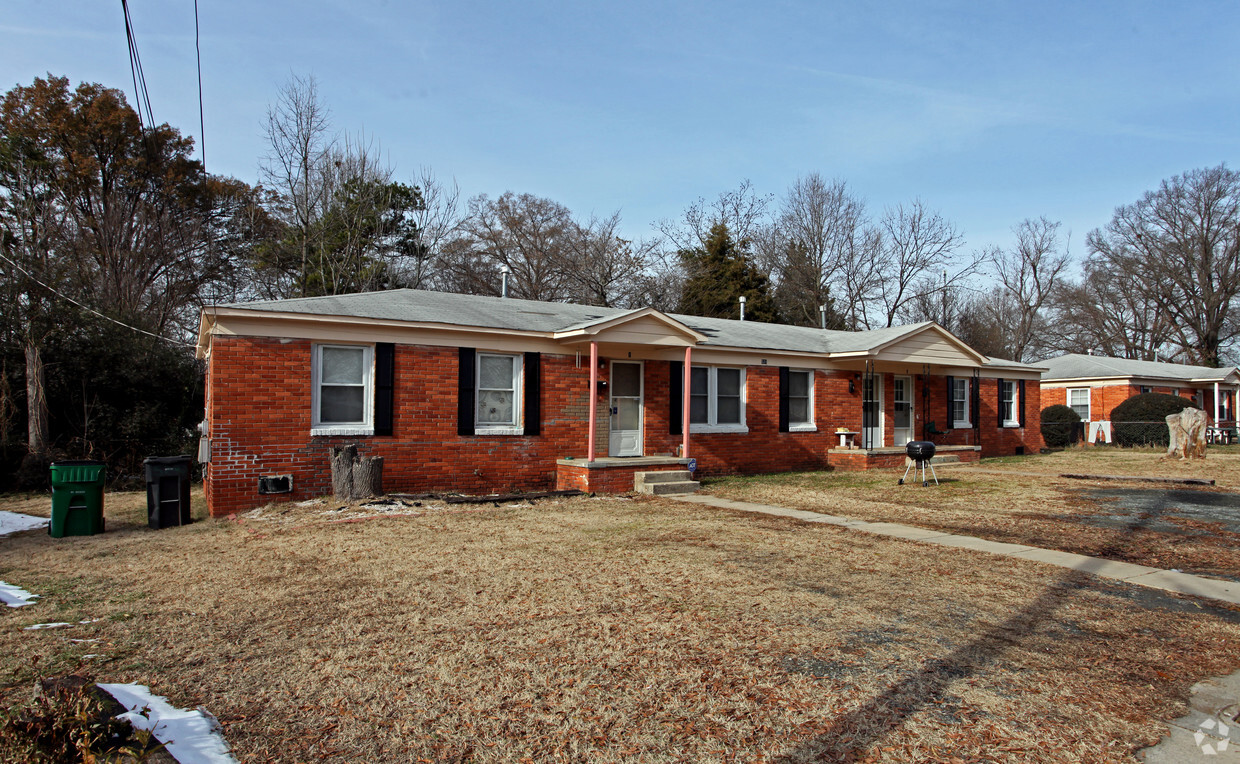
<box><xmin>1076</xmin><ymin>488</ymin><xmax>1240</xmax><ymax>536</ymax></box>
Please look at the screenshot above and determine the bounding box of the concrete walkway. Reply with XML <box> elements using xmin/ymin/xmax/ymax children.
<box><xmin>670</xmin><ymin>493</ymin><xmax>1240</xmax><ymax>607</ymax></box>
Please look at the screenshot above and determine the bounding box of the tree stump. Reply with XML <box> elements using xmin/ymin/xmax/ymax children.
<box><xmin>1165</xmin><ymin>408</ymin><xmax>1208</xmax><ymax>460</ymax></box>
<box><xmin>330</xmin><ymin>444</ymin><xmax>384</xmax><ymax>499</ymax></box>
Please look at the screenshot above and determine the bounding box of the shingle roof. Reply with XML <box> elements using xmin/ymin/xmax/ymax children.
<box><xmin>218</xmin><ymin>288</ymin><xmax>1040</xmax><ymax>368</ymax></box>
<box><xmin>1041</xmin><ymin>353</ymin><xmax>1239</xmax><ymax>383</ymax></box>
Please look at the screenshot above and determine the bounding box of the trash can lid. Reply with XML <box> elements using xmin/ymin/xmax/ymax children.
<box><xmin>51</xmin><ymin>460</ymin><xmax>106</xmax><ymax>467</ymax></box>
<box><xmin>142</xmin><ymin>455</ymin><xmax>192</xmax><ymax>465</ymax></box>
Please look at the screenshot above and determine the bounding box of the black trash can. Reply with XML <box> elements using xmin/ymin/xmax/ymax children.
<box><xmin>143</xmin><ymin>455</ymin><xmax>192</xmax><ymax>529</ymax></box>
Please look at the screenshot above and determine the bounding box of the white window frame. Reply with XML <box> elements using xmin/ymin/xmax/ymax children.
<box><xmin>475</xmin><ymin>352</ymin><xmax>524</xmax><ymax>435</ymax></box>
<box><xmin>689</xmin><ymin>366</ymin><xmax>748</xmax><ymax>434</ymax></box>
<box><xmin>1002</xmin><ymin>380</ymin><xmax>1019</xmax><ymax>427</ymax></box>
<box><xmin>788</xmin><ymin>369</ymin><xmax>816</xmax><ymax>432</ymax></box>
<box><xmin>311</xmin><ymin>344</ymin><xmax>374</xmax><ymax>436</ymax></box>
<box><xmin>952</xmin><ymin>378</ymin><xmax>971</xmax><ymax>428</ymax></box>
<box><xmin>1067</xmin><ymin>387</ymin><xmax>1091</xmax><ymax>422</ymax></box>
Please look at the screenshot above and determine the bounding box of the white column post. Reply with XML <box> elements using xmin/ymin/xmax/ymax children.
<box><xmin>1214</xmin><ymin>381</ymin><xmax>1221</xmax><ymax>424</ymax></box>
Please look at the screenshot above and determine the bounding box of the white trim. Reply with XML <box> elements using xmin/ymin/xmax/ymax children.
<box><xmin>691</xmin><ymin>423</ymin><xmax>750</xmax><ymax>434</ymax></box>
<box><xmin>311</xmin><ymin>425</ymin><xmax>375</xmax><ymax>437</ymax></box>
<box><xmin>952</xmin><ymin>378</ymin><xmax>971</xmax><ymax>428</ymax></box>
<box><xmin>311</xmin><ymin>344</ymin><xmax>374</xmax><ymax>432</ymax></box>
<box><xmin>475</xmin><ymin>352</ymin><xmax>524</xmax><ymax>435</ymax></box>
<box><xmin>788</xmin><ymin>368</ymin><xmax>815</xmax><ymax>429</ymax></box>
<box><xmin>688</xmin><ymin>365</ymin><xmax>747</xmax><ymax>431</ymax></box>
<box><xmin>1067</xmin><ymin>387</ymin><xmax>1091</xmax><ymax>422</ymax></box>
<box><xmin>1002</xmin><ymin>380</ymin><xmax>1019</xmax><ymax>428</ymax></box>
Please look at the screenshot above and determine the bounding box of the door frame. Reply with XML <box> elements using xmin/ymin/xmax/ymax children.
<box><xmin>608</xmin><ymin>360</ymin><xmax>644</xmax><ymax>457</ymax></box>
<box><xmin>893</xmin><ymin>375</ymin><xmax>914</xmax><ymax>446</ymax></box>
<box><xmin>862</xmin><ymin>372</ymin><xmax>883</xmax><ymax>449</ymax></box>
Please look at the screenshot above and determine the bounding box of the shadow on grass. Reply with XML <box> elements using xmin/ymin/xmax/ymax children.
<box><xmin>773</xmin><ymin>481</ymin><xmax>1231</xmax><ymax>760</ymax></box>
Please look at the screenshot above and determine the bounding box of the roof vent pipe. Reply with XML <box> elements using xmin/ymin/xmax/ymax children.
<box><xmin>739</xmin><ymin>294</ymin><xmax>746</xmax><ymax>321</ymax></box>
<box><xmin>820</xmin><ymin>304</ymin><xmax>826</xmax><ymax>329</ymax></box>
<box><xmin>500</xmin><ymin>263</ymin><xmax>511</xmax><ymax>298</ymax></box>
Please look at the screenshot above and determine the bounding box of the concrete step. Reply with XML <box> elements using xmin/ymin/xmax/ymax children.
<box><xmin>634</xmin><ymin>471</ymin><xmax>692</xmax><ymax>492</ymax></box>
<box><xmin>646</xmin><ymin>480</ymin><xmax>702</xmax><ymax>496</ymax></box>
<box><xmin>931</xmin><ymin>455</ymin><xmax>960</xmax><ymax>464</ymax></box>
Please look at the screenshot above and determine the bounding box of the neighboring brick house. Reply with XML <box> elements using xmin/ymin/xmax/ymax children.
<box><xmin>196</xmin><ymin>290</ymin><xmax>1045</xmax><ymax>517</ymax></box>
<box><xmin>1039</xmin><ymin>353</ymin><xmax>1240</xmax><ymax>441</ymax></box>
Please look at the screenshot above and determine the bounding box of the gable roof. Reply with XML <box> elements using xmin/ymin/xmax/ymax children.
<box><xmin>1041</xmin><ymin>353</ymin><xmax>1240</xmax><ymax>384</ymax></box>
<box><xmin>205</xmin><ymin>288</ymin><xmax>1042</xmax><ymax>371</ymax></box>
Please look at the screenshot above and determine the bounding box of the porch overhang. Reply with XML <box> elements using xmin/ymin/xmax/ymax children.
<box><xmin>552</xmin><ymin>308</ymin><xmax>706</xmax><ymax>349</ymax></box>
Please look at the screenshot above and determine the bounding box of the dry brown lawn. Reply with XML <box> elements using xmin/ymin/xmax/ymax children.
<box><xmin>1</xmin><ymin>487</ymin><xmax>1239</xmax><ymax>762</ymax></box>
<box><xmin>705</xmin><ymin>447</ymin><xmax>1240</xmax><ymax>580</ymax></box>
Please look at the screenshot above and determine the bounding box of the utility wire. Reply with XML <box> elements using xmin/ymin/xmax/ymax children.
<box><xmin>0</xmin><ymin>251</ymin><xmax>194</xmax><ymax>348</ymax></box>
<box><xmin>121</xmin><ymin>0</ymin><xmax>155</xmax><ymax>129</ymax></box>
<box><xmin>194</xmin><ymin>0</ymin><xmax>205</xmax><ymax>168</ymax></box>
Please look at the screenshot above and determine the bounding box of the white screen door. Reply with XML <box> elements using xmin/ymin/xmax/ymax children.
<box><xmin>893</xmin><ymin>375</ymin><xmax>913</xmax><ymax>446</ymax></box>
<box><xmin>609</xmin><ymin>361</ymin><xmax>643</xmax><ymax>457</ymax></box>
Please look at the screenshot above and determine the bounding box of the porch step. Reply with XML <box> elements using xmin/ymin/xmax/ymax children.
<box><xmin>634</xmin><ymin>471</ymin><xmax>700</xmax><ymax>495</ymax></box>
<box><xmin>931</xmin><ymin>455</ymin><xmax>960</xmax><ymax>464</ymax></box>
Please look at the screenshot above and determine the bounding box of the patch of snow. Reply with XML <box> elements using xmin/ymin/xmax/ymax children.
<box><xmin>0</xmin><ymin>580</ymin><xmax>40</xmax><ymax>607</ymax></box>
<box><xmin>70</xmin><ymin>638</ymin><xmax>101</xmax><ymax>643</ymax></box>
<box><xmin>97</xmin><ymin>683</ymin><xmax>237</xmax><ymax>764</ymax></box>
<box><xmin>294</xmin><ymin>498</ymin><xmax>325</xmax><ymax>507</ymax></box>
<box><xmin>0</xmin><ymin>510</ymin><xmax>48</xmax><ymax>537</ymax></box>
<box><xmin>24</xmin><ymin>622</ymin><xmax>72</xmax><ymax>630</ymax></box>
<box><xmin>81</xmin><ymin>654</ymin><xmax>101</xmax><ymax>659</ymax></box>
<box><xmin>78</xmin><ymin>617</ymin><xmax>102</xmax><ymax>624</ymax></box>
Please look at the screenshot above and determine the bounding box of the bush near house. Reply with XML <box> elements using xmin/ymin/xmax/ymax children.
<box><xmin>1112</xmin><ymin>392</ymin><xmax>1194</xmax><ymax>447</ymax></box>
<box><xmin>1039</xmin><ymin>404</ymin><xmax>1081</xmax><ymax>448</ymax></box>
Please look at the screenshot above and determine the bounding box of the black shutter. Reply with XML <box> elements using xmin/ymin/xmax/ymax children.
<box><xmin>946</xmin><ymin>376</ymin><xmax>954</xmax><ymax>425</ymax></box>
<box><xmin>457</xmin><ymin>347</ymin><xmax>475</xmax><ymax>436</ymax></box>
<box><xmin>374</xmin><ymin>343</ymin><xmax>395</xmax><ymax>436</ymax></box>
<box><xmin>778</xmin><ymin>367</ymin><xmax>790</xmax><ymax>432</ymax></box>
<box><xmin>1018</xmin><ymin>379</ymin><xmax>1027</xmax><ymax>427</ymax></box>
<box><xmin>524</xmin><ymin>352</ymin><xmax>541</xmax><ymax>436</ymax></box>
<box><xmin>669</xmin><ymin>360</ymin><xmax>683</xmax><ymax>435</ymax></box>
<box><xmin>997</xmin><ymin>378</ymin><xmax>1005</xmax><ymax>428</ymax></box>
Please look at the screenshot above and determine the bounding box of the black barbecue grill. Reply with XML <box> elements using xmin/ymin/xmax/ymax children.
<box><xmin>899</xmin><ymin>440</ymin><xmax>939</xmax><ymax>486</ymax></box>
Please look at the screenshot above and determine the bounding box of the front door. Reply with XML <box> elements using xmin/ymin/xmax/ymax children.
<box><xmin>893</xmin><ymin>375</ymin><xmax>913</xmax><ymax>446</ymax></box>
<box><xmin>862</xmin><ymin>373</ymin><xmax>883</xmax><ymax>449</ymax></box>
<box><xmin>609</xmin><ymin>361</ymin><xmax>643</xmax><ymax>457</ymax></box>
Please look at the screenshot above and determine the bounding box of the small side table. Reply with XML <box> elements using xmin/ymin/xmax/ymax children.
<box><xmin>835</xmin><ymin>430</ymin><xmax>859</xmax><ymax>449</ymax></box>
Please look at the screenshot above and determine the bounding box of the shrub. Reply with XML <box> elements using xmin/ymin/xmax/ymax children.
<box><xmin>1040</xmin><ymin>404</ymin><xmax>1082</xmax><ymax>448</ymax></box>
<box><xmin>1111</xmin><ymin>393</ymin><xmax>1195</xmax><ymax>447</ymax></box>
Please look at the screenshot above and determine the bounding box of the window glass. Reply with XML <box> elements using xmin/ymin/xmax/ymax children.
<box><xmin>317</xmin><ymin>346</ymin><xmax>367</xmax><ymax>424</ymax></box>
<box><xmin>1003</xmin><ymin>381</ymin><xmax>1016</xmax><ymax>423</ymax></box>
<box><xmin>953</xmin><ymin>379</ymin><xmax>968</xmax><ymax>424</ymax></box>
<box><xmin>789</xmin><ymin>370</ymin><xmax>811</xmax><ymax>425</ymax></box>
<box><xmin>1068</xmin><ymin>388</ymin><xmax>1090</xmax><ymax>420</ymax></box>
<box><xmin>690</xmin><ymin>367</ymin><xmax>710</xmax><ymax>424</ymax></box>
<box><xmin>716</xmin><ymin>368</ymin><xmax>741</xmax><ymax>424</ymax></box>
<box><xmin>477</xmin><ymin>354</ymin><xmax>518</xmax><ymax>426</ymax></box>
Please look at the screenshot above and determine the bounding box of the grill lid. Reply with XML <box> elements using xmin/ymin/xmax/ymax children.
<box><xmin>906</xmin><ymin>440</ymin><xmax>936</xmax><ymax>460</ymax></box>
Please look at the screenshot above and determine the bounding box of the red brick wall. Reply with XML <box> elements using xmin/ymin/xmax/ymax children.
<box><xmin>205</xmin><ymin>337</ymin><xmax>1044</xmax><ymax>515</ymax></box>
<box><xmin>1037</xmin><ymin>384</ymin><xmax>1218</xmax><ymax>423</ymax></box>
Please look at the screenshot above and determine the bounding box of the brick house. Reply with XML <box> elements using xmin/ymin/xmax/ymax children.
<box><xmin>1039</xmin><ymin>353</ymin><xmax>1240</xmax><ymax>442</ymax></box>
<box><xmin>195</xmin><ymin>289</ymin><xmax>1044</xmax><ymax>517</ymax></box>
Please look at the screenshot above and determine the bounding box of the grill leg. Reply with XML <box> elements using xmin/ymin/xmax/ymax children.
<box><xmin>927</xmin><ymin>461</ymin><xmax>939</xmax><ymax>486</ymax></box>
<box><xmin>899</xmin><ymin>461</ymin><xmax>913</xmax><ymax>485</ymax></box>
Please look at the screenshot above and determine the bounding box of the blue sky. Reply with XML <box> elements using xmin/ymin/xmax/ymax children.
<box><xmin>5</xmin><ymin>1</ymin><xmax>1239</xmax><ymax>261</ymax></box>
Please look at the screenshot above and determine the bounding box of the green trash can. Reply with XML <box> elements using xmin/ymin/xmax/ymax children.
<box><xmin>49</xmin><ymin>460</ymin><xmax>106</xmax><ymax>538</ymax></box>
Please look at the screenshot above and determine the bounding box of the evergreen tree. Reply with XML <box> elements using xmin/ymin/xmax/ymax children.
<box><xmin>676</xmin><ymin>223</ymin><xmax>780</xmax><ymax>322</ymax></box>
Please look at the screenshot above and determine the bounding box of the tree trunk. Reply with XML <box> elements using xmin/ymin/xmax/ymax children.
<box><xmin>330</xmin><ymin>444</ymin><xmax>357</xmax><ymax>499</ymax></box>
<box><xmin>24</xmin><ymin>342</ymin><xmax>48</xmax><ymax>457</ymax></box>
<box><xmin>329</xmin><ymin>444</ymin><xmax>384</xmax><ymax>500</ymax></box>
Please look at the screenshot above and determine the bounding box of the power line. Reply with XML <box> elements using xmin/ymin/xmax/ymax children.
<box><xmin>194</xmin><ymin>0</ymin><xmax>205</xmax><ymax>169</ymax></box>
<box><xmin>0</xmin><ymin>251</ymin><xmax>194</xmax><ymax>348</ymax></box>
<box><xmin>121</xmin><ymin>0</ymin><xmax>155</xmax><ymax>129</ymax></box>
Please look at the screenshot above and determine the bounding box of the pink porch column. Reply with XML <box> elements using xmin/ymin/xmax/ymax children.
<box><xmin>682</xmin><ymin>347</ymin><xmax>692</xmax><ymax>458</ymax></box>
<box><xmin>587</xmin><ymin>341</ymin><xmax>598</xmax><ymax>462</ymax></box>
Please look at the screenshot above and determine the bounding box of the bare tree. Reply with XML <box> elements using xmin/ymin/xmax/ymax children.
<box><xmin>561</xmin><ymin>211</ymin><xmax>659</xmax><ymax>308</ymax></box>
<box><xmin>1045</xmin><ymin>259</ymin><xmax>1172</xmax><ymax>360</ymax></box>
<box><xmin>983</xmin><ymin>217</ymin><xmax>1072</xmax><ymax>361</ymax></box>
<box><xmin>762</xmin><ymin>174</ymin><xmax>874</xmax><ymax>327</ymax></box>
<box><xmin>259</xmin><ymin>74</ymin><xmax>334</xmax><ymax>297</ymax></box>
<box><xmin>1086</xmin><ymin>164</ymin><xmax>1240</xmax><ymax>366</ymax></box>
<box><xmin>446</xmin><ymin>192</ymin><xmax>574</xmax><ymax>301</ymax></box>
<box><xmin>871</xmin><ymin>200</ymin><xmax>969</xmax><ymax>328</ymax></box>
<box><xmin>402</xmin><ymin>167</ymin><xmax>462</xmax><ymax>290</ymax></box>
<box><xmin>656</xmin><ymin>179</ymin><xmax>772</xmax><ymax>251</ymax></box>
